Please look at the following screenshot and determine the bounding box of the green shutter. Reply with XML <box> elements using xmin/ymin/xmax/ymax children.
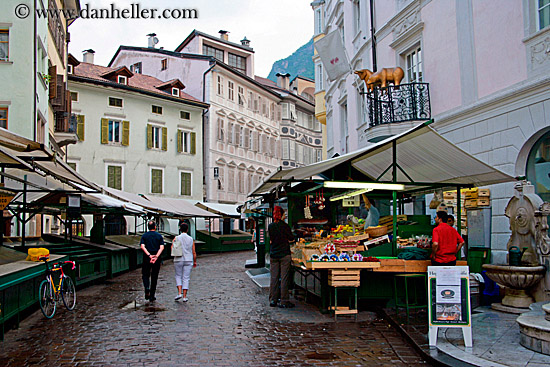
<box><xmin>190</xmin><ymin>132</ymin><xmax>196</xmax><ymax>155</ymax></box>
<box><xmin>122</xmin><ymin>120</ymin><xmax>130</xmax><ymax>146</ymax></box>
<box><xmin>76</xmin><ymin>115</ymin><xmax>85</xmax><ymax>141</ymax></box>
<box><xmin>177</xmin><ymin>130</ymin><xmax>183</xmax><ymax>153</ymax></box>
<box><xmin>101</xmin><ymin>118</ymin><xmax>109</xmax><ymax>144</ymax></box>
<box><xmin>162</xmin><ymin>127</ymin><xmax>168</xmax><ymax>151</ymax></box>
<box><xmin>107</xmin><ymin>166</ymin><xmax>115</xmax><ymax>188</ymax></box>
<box><xmin>115</xmin><ymin>166</ymin><xmax>122</xmax><ymax>190</ymax></box>
<box><xmin>151</xmin><ymin>169</ymin><xmax>162</xmax><ymax>193</ymax></box>
<box><xmin>147</xmin><ymin>124</ymin><xmax>153</xmax><ymax>149</ymax></box>
<box><xmin>181</xmin><ymin>172</ymin><xmax>191</xmax><ymax>196</ymax></box>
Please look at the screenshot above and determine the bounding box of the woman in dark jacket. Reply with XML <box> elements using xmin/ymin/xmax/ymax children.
<box><xmin>268</xmin><ymin>206</ymin><xmax>295</xmax><ymax>308</ymax></box>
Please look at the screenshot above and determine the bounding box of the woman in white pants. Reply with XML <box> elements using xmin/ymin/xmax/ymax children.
<box><xmin>172</xmin><ymin>222</ymin><xmax>196</xmax><ymax>302</ymax></box>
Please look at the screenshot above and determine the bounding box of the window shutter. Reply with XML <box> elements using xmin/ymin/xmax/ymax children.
<box><xmin>122</xmin><ymin>120</ymin><xmax>130</xmax><ymax>146</ymax></box>
<box><xmin>177</xmin><ymin>130</ymin><xmax>183</xmax><ymax>153</ymax></box>
<box><xmin>244</xmin><ymin>128</ymin><xmax>250</xmax><ymax>149</ymax></box>
<box><xmin>162</xmin><ymin>127</ymin><xmax>167</xmax><ymax>151</ymax></box>
<box><xmin>101</xmin><ymin>118</ymin><xmax>109</xmax><ymax>144</ymax></box>
<box><xmin>190</xmin><ymin>132</ymin><xmax>196</xmax><ymax>154</ymax></box>
<box><xmin>107</xmin><ymin>166</ymin><xmax>114</xmax><ymax>188</ymax></box>
<box><xmin>235</xmin><ymin>126</ymin><xmax>240</xmax><ymax>147</ymax></box>
<box><xmin>48</xmin><ymin>65</ymin><xmax>57</xmax><ymax>100</ymax></box>
<box><xmin>76</xmin><ymin>115</ymin><xmax>85</xmax><ymax>141</ymax></box>
<box><xmin>147</xmin><ymin>124</ymin><xmax>153</xmax><ymax>148</ymax></box>
<box><xmin>114</xmin><ymin>166</ymin><xmax>122</xmax><ymax>190</ymax></box>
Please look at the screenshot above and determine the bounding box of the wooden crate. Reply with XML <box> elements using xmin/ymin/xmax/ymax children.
<box><xmin>478</xmin><ymin>189</ymin><xmax>491</xmax><ymax>197</ymax></box>
<box><xmin>477</xmin><ymin>197</ymin><xmax>490</xmax><ymax>206</ymax></box>
<box><xmin>465</xmin><ymin>199</ymin><xmax>478</xmax><ymax>208</ymax></box>
<box><xmin>328</xmin><ymin>269</ymin><xmax>361</xmax><ymax>287</ymax></box>
<box><xmin>443</xmin><ymin>191</ymin><xmax>457</xmax><ymax>199</ymax></box>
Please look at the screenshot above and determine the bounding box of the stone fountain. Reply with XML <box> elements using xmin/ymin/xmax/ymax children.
<box><xmin>482</xmin><ymin>181</ymin><xmax>547</xmax><ymax>313</ymax></box>
<box><xmin>482</xmin><ymin>181</ymin><xmax>550</xmax><ymax>354</ymax></box>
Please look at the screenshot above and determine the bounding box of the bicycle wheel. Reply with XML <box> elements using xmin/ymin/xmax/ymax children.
<box><xmin>39</xmin><ymin>279</ymin><xmax>56</xmax><ymax>318</ymax></box>
<box><xmin>61</xmin><ymin>276</ymin><xmax>76</xmax><ymax>311</ymax></box>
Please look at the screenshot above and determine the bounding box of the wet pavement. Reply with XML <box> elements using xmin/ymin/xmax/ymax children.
<box><xmin>0</xmin><ymin>251</ymin><xmax>430</xmax><ymax>366</ymax></box>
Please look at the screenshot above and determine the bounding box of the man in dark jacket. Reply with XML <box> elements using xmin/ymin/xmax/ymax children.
<box><xmin>268</xmin><ymin>206</ymin><xmax>295</xmax><ymax>308</ymax></box>
<box><xmin>140</xmin><ymin>221</ymin><xmax>165</xmax><ymax>301</ymax></box>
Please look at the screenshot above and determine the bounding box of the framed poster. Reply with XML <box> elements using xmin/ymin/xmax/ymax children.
<box><xmin>427</xmin><ymin>266</ymin><xmax>472</xmax><ymax>347</ymax></box>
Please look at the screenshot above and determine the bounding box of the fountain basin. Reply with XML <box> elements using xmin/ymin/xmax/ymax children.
<box><xmin>482</xmin><ymin>264</ymin><xmax>545</xmax><ymax>311</ymax></box>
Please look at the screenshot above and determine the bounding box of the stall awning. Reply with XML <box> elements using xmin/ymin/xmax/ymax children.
<box><xmin>194</xmin><ymin>202</ymin><xmax>241</xmax><ymax>218</ymax></box>
<box><xmin>250</xmin><ymin>122</ymin><xmax>515</xmax><ymax>195</ymax></box>
<box><xmin>143</xmin><ymin>196</ymin><xmax>220</xmax><ymax>218</ymax></box>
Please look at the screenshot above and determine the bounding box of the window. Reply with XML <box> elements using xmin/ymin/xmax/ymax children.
<box><xmin>70</xmin><ymin>91</ymin><xmax>78</xmax><ymax>102</ymax></box>
<box><xmin>172</xmin><ymin>88</ymin><xmax>180</xmax><ymax>97</ymax></box>
<box><xmin>353</xmin><ymin>0</ymin><xmax>361</xmax><ymax>34</ymax></box>
<box><xmin>0</xmin><ymin>30</ymin><xmax>8</xmax><ymax>61</ymax></box>
<box><xmin>203</xmin><ymin>44</ymin><xmax>224</xmax><ymax>61</ymax></box>
<box><xmin>281</xmin><ymin>103</ymin><xmax>289</xmax><ymax>119</ymax></box>
<box><xmin>228</xmin><ymin>53</ymin><xmax>246</xmax><ymax>74</ymax></box>
<box><xmin>178</xmin><ymin>130</ymin><xmax>196</xmax><ymax>154</ymax></box>
<box><xmin>161</xmin><ymin>59</ymin><xmax>167</xmax><ymax>70</ymax></box>
<box><xmin>406</xmin><ymin>46</ymin><xmax>423</xmax><ymax>83</ymax></box>
<box><xmin>180</xmin><ymin>111</ymin><xmax>190</xmax><ymax>120</ymax></box>
<box><xmin>238</xmin><ymin>86</ymin><xmax>245</xmax><ymax>106</ymax></box>
<box><xmin>282</xmin><ymin>139</ymin><xmax>289</xmax><ymax>159</ymax></box>
<box><xmin>526</xmin><ymin>130</ymin><xmax>550</xmax><ymax>202</ymax></box>
<box><xmin>152</xmin><ymin>105</ymin><xmax>163</xmax><ymax>115</ymax></box>
<box><xmin>108</xmin><ymin>97</ymin><xmax>123</xmax><ymax>108</ymax></box>
<box><xmin>238</xmin><ymin>170</ymin><xmax>244</xmax><ymax>193</ymax></box>
<box><xmin>151</xmin><ymin>168</ymin><xmax>163</xmax><ymax>194</ymax></box>
<box><xmin>314</xmin><ymin>8</ymin><xmax>324</xmax><ymax>35</ymax></box>
<box><xmin>228</xmin><ymin>167</ymin><xmax>235</xmax><ymax>192</ymax></box>
<box><xmin>180</xmin><ymin>172</ymin><xmax>192</xmax><ymax>196</ymax></box>
<box><xmin>290</xmin><ymin>140</ymin><xmax>296</xmax><ymax>160</ymax></box>
<box><xmin>117</xmin><ymin>75</ymin><xmax>127</xmax><ymax>85</ymax></box>
<box><xmin>217</xmin><ymin>75</ymin><xmax>224</xmax><ymax>96</ymax></box>
<box><xmin>227</xmin><ymin>122</ymin><xmax>234</xmax><ymax>144</ymax></box>
<box><xmin>67</xmin><ymin>162</ymin><xmax>77</xmax><ymax>171</ymax></box>
<box><xmin>130</xmin><ymin>62</ymin><xmax>142</xmax><ymax>74</ymax></box>
<box><xmin>358</xmin><ymin>85</ymin><xmax>367</xmax><ymax>125</ymax></box>
<box><xmin>147</xmin><ymin>124</ymin><xmax>167</xmax><ymax>150</ymax></box>
<box><xmin>270</xmin><ymin>103</ymin><xmax>275</xmax><ymax>120</ymax></box>
<box><xmin>540</xmin><ymin>0</ymin><xmax>550</xmax><ymax>30</ymax></box>
<box><xmin>228</xmin><ymin>81</ymin><xmax>234</xmax><ymax>101</ymax></box>
<box><xmin>67</xmin><ymin>64</ymin><xmax>73</xmax><ymax>74</ymax></box>
<box><xmin>108</xmin><ymin>120</ymin><xmax>122</xmax><ymax>143</ymax></box>
<box><xmin>248</xmin><ymin>91</ymin><xmax>253</xmax><ymax>109</ymax></box>
<box><xmin>316</xmin><ymin>149</ymin><xmax>322</xmax><ymax>162</ymax></box>
<box><xmin>316</xmin><ymin>64</ymin><xmax>324</xmax><ymax>91</ymax></box>
<box><xmin>106</xmin><ymin>165</ymin><xmax>123</xmax><ymax>190</ymax></box>
<box><xmin>239</xmin><ymin>126</ymin><xmax>244</xmax><ymax>147</ymax></box>
<box><xmin>218</xmin><ymin>118</ymin><xmax>225</xmax><ymax>142</ymax></box>
<box><xmin>340</xmin><ymin>102</ymin><xmax>348</xmax><ymax>153</ymax></box>
<box><xmin>289</xmin><ymin>104</ymin><xmax>297</xmax><ymax>121</ymax></box>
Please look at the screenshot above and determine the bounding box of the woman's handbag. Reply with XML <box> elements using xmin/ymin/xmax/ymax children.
<box><xmin>171</xmin><ymin>237</ymin><xmax>183</xmax><ymax>257</ymax></box>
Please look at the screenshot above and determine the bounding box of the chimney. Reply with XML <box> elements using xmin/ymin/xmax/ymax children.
<box><xmin>82</xmin><ymin>49</ymin><xmax>95</xmax><ymax>64</ymax></box>
<box><xmin>147</xmin><ymin>33</ymin><xmax>159</xmax><ymax>48</ymax></box>
<box><xmin>276</xmin><ymin>72</ymin><xmax>291</xmax><ymax>90</ymax></box>
<box><xmin>240</xmin><ymin>37</ymin><xmax>250</xmax><ymax>47</ymax></box>
<box><xmin>219</xmin><ymin>30</ymin><xmax>229</xmax><ymax>41</ymax></box>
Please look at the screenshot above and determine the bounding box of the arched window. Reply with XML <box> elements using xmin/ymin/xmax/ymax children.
<box><xmin>526</xmin><ymin>130</ymin><xmax>550</xmax><ymax>203</ymax></box>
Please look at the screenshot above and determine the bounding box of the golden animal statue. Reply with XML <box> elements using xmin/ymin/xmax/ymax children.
<box><xmin>354</xmin><ymin>67</ymin><xmax>405</xmax><ymax>92</ymax></box>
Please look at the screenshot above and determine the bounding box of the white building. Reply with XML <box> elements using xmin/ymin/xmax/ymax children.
<box><xmin>315</xmin><ymin>0</ymin><xmax>550</xmax><ymax>264</ymax></box>
<box><xmin>109</xmin><ymin>31</ymin><xmax>283</xmax><ymax>207</ymax></box>
<box><xmin>67</xmin><ymin>52</ymin><xmax>208</xmax><ymax>234</ymax></box>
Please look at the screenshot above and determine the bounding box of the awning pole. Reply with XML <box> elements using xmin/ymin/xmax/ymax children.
<box><xmin>22</xmin><ymin>175</ymin><xmax>27</xmax><ymax>247</ymax></box>
<box><xmin>392</xmin><ymin>141</ymin><xmax>397</xmax><ymax>256</ymax></box>
<box><xmin>456</xmin><ymin>186</ymin><xmax>462</xmax><ymax>238</ymax></box>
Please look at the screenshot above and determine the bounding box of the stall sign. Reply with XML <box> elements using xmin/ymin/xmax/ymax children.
<box><xmin>427</xmin><ymin>266</ymin><xmax>472</xmax><ymax>348</ymax></box>
<box><xmin>342</xmin><ymin>195</ymin><xmax>360</xmax><ymax>207</ymax></box>
<box><xmin>0</xmin><ymin>193</ymin><xmax>15</xmax><ymax>210</ymax></box>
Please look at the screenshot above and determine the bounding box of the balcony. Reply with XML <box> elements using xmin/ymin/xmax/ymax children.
<box><xmin>53</xmin><ymin>113</ymin><xmax>78</xmax><ymax>147</ymax></box>
<box><xmin>366</xmin><ymin>82</ymin><xmax>431</xmax><ymax>127</ymax></box>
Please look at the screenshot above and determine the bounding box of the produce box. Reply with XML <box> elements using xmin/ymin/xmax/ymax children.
<box><xmin>465</xmin><ymin>199</ymin><xmax>478</xmax><ymax>208</ymax></box>
<box><xmin>477</xmin><ymin>197</ymin><xmax>490</xmax><ymax>206</ymax></box>
<box><xmin>443</xmin><ymin>191</ymin><xmax>457</xmax><ymax>199</ymax></box>
<box><xmin>478</xmin><ymin>189</ymin><xmax>491</xmax><ymax>197</ymax></box>
<box><xmin>328</xmin><ymin>269</ymin><xmax>361</xmax><ymax>287</ymax></box>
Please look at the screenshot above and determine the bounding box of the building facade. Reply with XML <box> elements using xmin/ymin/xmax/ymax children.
<box><xmin>66</xmin><ymin>54</ymin><xmax>208</xmax><ymax>234</ymax></box>
<box><xmin>315</xmin><ymin>0</ymin><xmax>550</xmax><ymax>264</ymax></box>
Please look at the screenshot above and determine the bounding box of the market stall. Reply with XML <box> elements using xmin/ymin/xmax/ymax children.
<box><xmin>248</xmin><ymin>122</ymin><xmax>514</xmax><ymax>312</ymax></box>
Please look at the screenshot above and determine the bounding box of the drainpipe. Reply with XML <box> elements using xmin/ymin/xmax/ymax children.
<box><xmin>370</xmin><ymin>0</ymin><xmax>377</xmax><ymax>72</ymax></box>
<box><xmin>202</xmin><ymin>60</ymin><xmax>217</xmax><ymax>203</ymax></box>
<box><xmin>33</xmin><ymin>0</ymin><xmax>37</xmax><ymax>141</ymax></box>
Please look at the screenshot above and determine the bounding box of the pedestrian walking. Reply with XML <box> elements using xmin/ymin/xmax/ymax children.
<box><xmin>172</xmin><ymin>222</ymin><xmax>196</xmax><ymax>302</ymax></box>
<box><xmin>140</xmin><ymin>220</ymin><xmax>165</xmax><ymax>302</ymax></box>
<box><xmin>268</xmin><ymin>206</ymin><xmax>295</xmax><ymax>308</ymax></box>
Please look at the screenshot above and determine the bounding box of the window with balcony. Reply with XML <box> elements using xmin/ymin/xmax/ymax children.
<box><xmin>204</xmin><ymin>45</ymin><xmax>224</xmax><ymax>61</ymax></box>
<box><xmin>180</xmin><ymin>171</ymin><xmax>192</xmax><ymax>196</ymax></box>
<box><xmin>228</xmin><ymin>53</ymin><xmax>246</xmax><ymax>74</ymax></box>
<box><xmin>0</xmin><ymin>107</ymin><xmax>8</xmax><ymax>128</ymax></box>
<box><xmin>1</xmin><ymin>29</ymin><xmax>10</xmax><ymax>61</ymax></box>
<box><xmin>406</xmin><ymin>46</ymin><xmax>423</xmax><ymax>83</ymax></box>
<box><xmin>540</xmin><ymin>0</ymin><xmax>550</xmax><ymax>29</ymax></box>
<box><xmin>150</xmin><ymin>168</ymin><xmax>163</xmax><ymax>194</ymax></box>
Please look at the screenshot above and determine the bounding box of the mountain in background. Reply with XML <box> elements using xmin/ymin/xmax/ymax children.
<box><xmin>267</xmin><ymin>38</ymin><xmax>314</xmax><ymax>82</ymax></box>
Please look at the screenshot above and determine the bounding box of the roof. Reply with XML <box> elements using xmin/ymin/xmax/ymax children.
<box><xmin>254</xmin><ymin>76</ymin><xmax>277</xmax><ymax>87</ymax></box>
<box><xmin>70</xmin><ymin>62</ymin><xmax>208</xmax><ymax>108</ymax></box>
<box><xmin>254</xmin><ymin>76</ymin><xmax>315</xmax><ymax>107</ymax></box>
<box><xmin>194</xmin><ymin>202</ymin><xmax>241</xmax><ymax>217</ymax></box>
<box><xmin>250</xmin><ymin>122</ymin><xmax>515</xmax><ymax>196</ymax></box>
<box><xmin>175</xmin><ymin>30</ymin><xmax>254</xmax><ymax>54</ymax></box>
<box><xmin>108</xmin><ymin>45</ymin><xmax>212</xmax><ymax>67</ymax></box>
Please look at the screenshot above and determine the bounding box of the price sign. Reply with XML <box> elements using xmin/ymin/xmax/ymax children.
<box><xmin>0</xmin><ymin>193</ymin><xmax>15</xmax><ymax>210</ymax></box>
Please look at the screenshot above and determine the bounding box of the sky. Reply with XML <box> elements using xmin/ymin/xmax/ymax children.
<box><xmin>69</xmin><ymin>0</ymin><xmax>314</xmax><ymax>77</ymax></box>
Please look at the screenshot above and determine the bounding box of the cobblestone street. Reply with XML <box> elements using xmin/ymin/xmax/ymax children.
<box><xmin>0</xmin><ymin>251</ymin><xmax>431</xmax><ymax>366</ymax></box>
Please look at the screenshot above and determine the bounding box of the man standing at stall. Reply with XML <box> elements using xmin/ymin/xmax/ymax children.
<box><xmin>268</xmin><ymin>206</ymin><xmax>295</xmax><ymax>308</ymax></box>
<box><xmin>140</xmin><ymin>220</ymin><xmax>165</xmax><ymax>301</ymax></box>
<box><xmin>361</xmin><ymin>193</ymin><xmax>380</xmax><ymax>229</ymax></box>
<box><xmin>431</xmin><ymin>211</ymin><xmax>464</xmax><ymax>266</ymax></box>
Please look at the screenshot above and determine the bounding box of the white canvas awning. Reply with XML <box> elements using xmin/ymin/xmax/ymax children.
<box><xmin>250</xmin><ymin>123</ymin><xmax>515</xmax><ymax>195</ymax></box>
<box><xmin>143</xmin><ymin>196</ymin><xmax>220</xmax><ymax>218</ymax></box>
<box><xmin>194</xmin><ymin>202</ymin><xmax>241</xmax><ymax>218</ymax></box>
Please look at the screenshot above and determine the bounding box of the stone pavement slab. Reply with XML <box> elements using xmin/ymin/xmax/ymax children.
<box><xmin>0</xmin><ymin>251</ymin><xmax>430</xmax><ymax>366</ymax></box>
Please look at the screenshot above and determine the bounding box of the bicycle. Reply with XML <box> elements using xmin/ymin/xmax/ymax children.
<box><xmin>38</xmin><ymin>257</ymin><xmax>77</xmax><ymax>318</ymax></box>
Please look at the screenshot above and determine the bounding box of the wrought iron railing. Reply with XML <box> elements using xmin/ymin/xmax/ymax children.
<box><xmin>365</xmin><ymin>82</ymin><xmax>431</xmax><ymax>127</ymax></box>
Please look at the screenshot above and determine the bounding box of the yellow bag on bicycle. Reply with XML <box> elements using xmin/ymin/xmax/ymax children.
<box><xmin>26</xmin><ymin>248</ymin><xmax>49</xmax><ymax>262</ymax></box>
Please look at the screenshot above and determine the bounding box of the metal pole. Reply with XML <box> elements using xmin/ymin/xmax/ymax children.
<box><xmin>369</xmin><ymin>0</ymin><xmax>377</xmax><ymax>72</ymax></box>
<box><xmin>22</xmin><ymin>175</ymin><xmax>27</xmax><ymax>246</ymax></box>
<box><xmin>392</xmin><ymin>141</ymin><xmax>397</xmax><ymax>256</ymax></box>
